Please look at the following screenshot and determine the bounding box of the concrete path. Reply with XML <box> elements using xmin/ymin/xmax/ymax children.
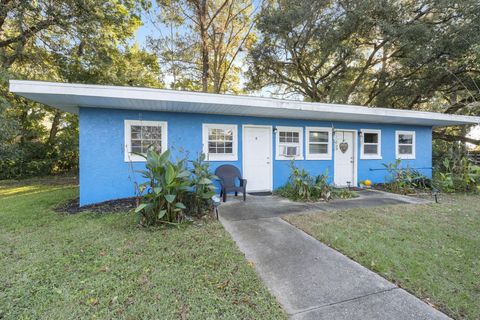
<box><xmin>220</xmin><ymin>189</ymin><xmax>430</xmax><ymax>221</ymax></box>
<box><xmin>219</xmin><ymin>192</ymin><xmax>449</xmax><ymax>319</ymax></box>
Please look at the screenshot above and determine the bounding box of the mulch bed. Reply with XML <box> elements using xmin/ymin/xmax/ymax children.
<box><xmin>55</xmin><ymin>197</ymin><xmax>137</xmax><ymax>214</ymax></box>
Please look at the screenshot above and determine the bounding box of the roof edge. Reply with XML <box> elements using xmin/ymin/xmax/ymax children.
<box><xmin>9</xmin><ymin>80</ymin><xmax>480</xmax><ymax>126</ymax></box>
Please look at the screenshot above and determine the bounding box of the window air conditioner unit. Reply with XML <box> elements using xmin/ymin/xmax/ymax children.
<box><xmin>282</xmin><ymin>146</ymin><xmax>298</xmax><ymax>157</ymax></box>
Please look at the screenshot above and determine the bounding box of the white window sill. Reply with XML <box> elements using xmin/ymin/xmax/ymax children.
<box><xmin>276</xmin><ymin>156</ymin><xmax>304</xmax><ymax>161</ymax></box>
<box><xmin>205</xmin><ymin>155</ymin><xmax>238</xmax><ymax>162</ymax></box>
<box><xmin>360</xmin><ymin>155</ymin><xmax>382</xmax><ymax>160</ymax></box>
<box><xmin>306</xmin><ymin>155</ymin><xmax>332</xmax><ymax>160</ymax></box>
<box><xmin>397</xmin><ymin>155</ymin><xmax>416</xmax><ymax>160</ymax></box>
<box><xmin>124</xmin><ymin>154</ymin><xmax>147</xmax><ymax>162</ymax></box>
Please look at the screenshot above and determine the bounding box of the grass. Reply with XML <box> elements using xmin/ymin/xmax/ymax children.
<box><xmin>284</xmin><ymin>194</ymin><xmax>480</xmax><ymax>320</ymax></box>
<box><xmin>0</xmin><ymin>177</ymin><xmax>285</xmax><ymax>319</ymax></box>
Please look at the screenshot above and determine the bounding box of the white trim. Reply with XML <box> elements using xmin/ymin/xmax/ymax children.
<box><xmin>305</xmin><ymin>127</ymin><xmax>332</xmax><ymax>160</ymax></box>
<box><xmin>202</xmin><ymin>123</ymin><xmax>238</xmax><ymax>161</ymax></box>
<box><xmin>333</xmin><ymin>129</ymin><xmax>358</xmax><ymax>186</ymax></box>
<box><xmin>396</xmin><ymin>130</ymin><xmax>416</xmax><ymax>160</ymax></box>
<box><xmin>10</xmin><ymin>80</ymin><xmax>480</xmax><ymax>127</ymax></box>
<box><xmin>360</xmin><ymin>129</ymin><xmax>382</xmax><ymax>160</ymax></box>
<box><xmin>275</xmin><ymin>126</ymin><xmax>304</xmax><ymax>160</ymax></box>
<box><xmin>124</xmin><ymin>120</ymin><xmax>168</xmax><ymax>162</ymax></box>
<box><xmin>242</xmin><ymin>125</ymin><xmax>273</xmax><ymax>192</ymax></box>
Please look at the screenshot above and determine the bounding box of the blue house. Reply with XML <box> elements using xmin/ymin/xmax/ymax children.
<box><xmin>10</xmin><ymin>80</ymin><xmax>480</xmax><ymax>206</ymax></box>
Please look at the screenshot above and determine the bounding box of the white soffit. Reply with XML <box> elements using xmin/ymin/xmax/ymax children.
<box><xmin>9</xmin><ymin>80</ymin><xmax>480</xmax><ymax>127</ymax></box>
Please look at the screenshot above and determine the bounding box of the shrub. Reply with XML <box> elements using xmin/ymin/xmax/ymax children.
<box><xmin>286</xmin><ymin>161</ymin><xmax>316</xmax><ymax>200</ymax></box>
<box><xmin>134</xmin><ymin>150</ymin><xmax>218</xmax><ymax>226</ymax></box>
<box><xmin>433</xmin><ymin>157</ymin><xmax>479</xmax><ymax>193</ymax></box>
<box><xmin>276</xmin><ymin>161</ymin><xmax>356</xmax><ymax>201</ymax></box>
<box><xmin>382</xmin><ymin>159</ymin><xmax>431</xmax><ymax>194</ymax></box>
<box><xmin>331</xmin><ymin>188</ymin><xmax>358</xmax><ymax>199</ymax></box>
<box><xmin>135</xmin><ymin>150</ymin><xmax>192</xmax><ymax>226</ymax></box>
<box><xmin>184</xmin><ymin>153</ymin><xmax>218</xmax><ymax>216</ymax></box>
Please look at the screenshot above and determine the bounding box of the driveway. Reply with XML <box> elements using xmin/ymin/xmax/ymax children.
<box><xmin>219</xmin><ymin>191</ymin><xmax>449</xmax><ymax>319</ymax></box>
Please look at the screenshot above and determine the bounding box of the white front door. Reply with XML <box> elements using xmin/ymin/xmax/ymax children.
<box><xmin>334</xmin><ymin>131</ymin><xmax>356</xmax><ymax>187</ymax></box>
<box><xmin>243</xmin><ymin>126</ymin><xmax>272</xmax><ymax>192</ymax></box>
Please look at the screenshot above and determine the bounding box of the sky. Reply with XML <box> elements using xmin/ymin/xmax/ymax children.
<box><xmin>135</xmin><ymin>1</ymin><xmax>162</xmax><ymax>48</ymax></box>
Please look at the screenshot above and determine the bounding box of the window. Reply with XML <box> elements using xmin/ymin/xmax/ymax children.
<box><xmin>306</xmin><ymin>127</ymin><xmax>332</xmax><ymax>160</ymax></box>
<box><xmin>124</xmin><ymin>120</ymin><xmax>168</xmax><ymax>162</ymax></box>
<box><xmin>202</xmin><ymin>124</ymin><xmax>238</xmax><ymax>161</ymax></box>
<box><xmin>276</xmin><ymin>126</ymin><xmax>303</xmax><ymax>160</ymax></box>
<box><xmin>360</xmin><ymin>129</ymin><xmax>381</xmax><ymax>159</ymax></box>
<box><xmin>396</xmin><ymin>130</ymin><xmax>415</xmax><ymax>159</ymax></box>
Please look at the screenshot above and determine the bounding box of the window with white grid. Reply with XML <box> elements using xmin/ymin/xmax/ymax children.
<box><xmin>276</xmin><ymin>126</ymin><xmax>303</xmax><ymax>160</ymax></box>
<box><xmin>202</xmin><ymin>124</ymin><xmax>238</xmax><ymax>161</ymax></box>
<box><xmin>360</xmin><ymin>129</ymin><xmax>382</xmax><ymax>159</ymax></box>
<box><xmin>124</xmin><ymin>120</ymin><xmax>167</xmax><ymax>162</ymax></box>
<box><xmin>396</xmin><ymin>130</ymin><xmax>416</xmax><ymax>159</ymax></box>
<box><xmin>306</xmin><ymin>127</ymin><xmax>332</xmax><ymax>160</ymax></box>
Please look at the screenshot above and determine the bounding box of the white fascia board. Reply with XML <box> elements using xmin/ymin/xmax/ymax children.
<box><xmin>9</xmin><ymin>80</ymin><xmax>480</xmax><ymax>127</ymax></box>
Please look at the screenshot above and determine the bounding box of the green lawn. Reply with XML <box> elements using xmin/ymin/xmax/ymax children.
<box><xmin>284</xmin><ymin>194</ymin><xmax>480</xmax><ymax>320</ymax></box>
<box><xmin>0</xmin><ymin>177</ymin><xmax>285</xmax><ymax>319</ymax></box>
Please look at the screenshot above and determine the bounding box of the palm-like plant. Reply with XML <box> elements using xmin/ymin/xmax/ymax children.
<box><xmin>187</xmin><ymin>153</ymin><xmax>218</xmax><ymax>216</ymax></box>
<box><xmin>135</xmin><ymin>149</ymin><xmax>191</xmax><ymax>225</ymax></box>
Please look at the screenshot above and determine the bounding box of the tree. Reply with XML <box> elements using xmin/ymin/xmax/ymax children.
<box><xmin>0</xmin><ymin>0</ymin><xmax>149</xmax><ymax>68</ymax></box>
<box><xmin>0</xmin><ymin>0</ymin><xmax>164</xmax><ymax>178</ymax></box>
<box><xmin>149</xmin><ymin>0</ymin><xmax>258</xmax><ymax>93</ymax></box>
<box><xmin>247</xmin><ymin>0</ymin><xmax>480</xmax><ymax>145</ymax></box>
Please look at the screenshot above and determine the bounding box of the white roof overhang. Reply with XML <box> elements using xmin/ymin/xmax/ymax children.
<box><xmin>9</xmin><ymin>80</ymin><xmax>480</xmax><ymax>127</ymax></box>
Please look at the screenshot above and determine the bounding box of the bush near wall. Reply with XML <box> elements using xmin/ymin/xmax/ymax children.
<box><xmin>134</xmin><ymin>150</ymin><xmax>217</xmax><ymax>226</ymax></box>
<box><xmin>434</xmin><ymin>158</ymin><xmax>480</xmax><ymax>193</ymax></box>
<box><xmin>276</xmin><ymin>161</ymin><xmax>357</xmax><ymax>201</ymax></box>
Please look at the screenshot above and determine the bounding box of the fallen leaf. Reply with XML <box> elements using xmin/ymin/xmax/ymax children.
<box><xmin>88</xmin><ymin>298</ymin><xmax>98</xmax><ymax>306</ymax></box>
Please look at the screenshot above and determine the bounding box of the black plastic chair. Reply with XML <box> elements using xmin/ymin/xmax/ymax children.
<box><xmin>215</xmin><ymin>165</ymin><xmax>247</xmax><ymax>202</ymax></box>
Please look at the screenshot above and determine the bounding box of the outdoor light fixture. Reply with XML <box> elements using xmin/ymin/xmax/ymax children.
<box><xmin>211</xmin><ymin>195</ymin><xmax>221</xmax><ymax>219</ymax></box>
<box><xmin>273</xmin><ymin>127</ymin><xmax>278</xmax><ymax>134</ymax></box>
<box><xmin>432</xmin><ymin>188</ymin><xmax>439</xmax><ymax>203</ymax></box>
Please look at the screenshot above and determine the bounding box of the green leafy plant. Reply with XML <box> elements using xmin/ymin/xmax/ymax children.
<box><xmin>314</xmin><ymin>171</ymin><xmax>332</xmax><ymax>201</ymax></box>
<box><xmin>276</xmin><ymin>161</ymin><xmax>356</xmax><ymax>201</ymax></box>
<box><xmin>287</xmin><ymin>161</ymin><xmax>315</xmax><ymax>200</ymax></box>
<box><xmin>382</xmin><ymin>159</ymin><xmax>431</xmax><ymax>194</ymax></box>
<box><xmin>433</xmin><ymin>157</ymin><xmax>479</xmax><ymax>193</ymax></box>
<box><xmin>185</xmin><ymin>153</ymin><xmax>218</xmax><ymax>216</ymax></box>
<box><xmin>330</xmin><ymin>188</ymin><xmax>358</xmax><ymax>199</ymax></box>
<box><xmin>135</xmin><ymin>149</ymin><xmax>191</xmax><ymax>226</ymax></box>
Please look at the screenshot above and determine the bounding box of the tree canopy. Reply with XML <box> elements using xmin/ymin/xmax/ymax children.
<box><xmin>247</xmin><ymin>0</ymin><xmax>480</xmax><ymax>113</ymax></box>
<box><xmin>149</xmin><ymin>0</ymin><xmax>258</xmax><ymax>93</ymax></box>
<box><xmin>0</xmin><ymin>0</ymin><xmax>164</xmax><ymax>179</ymax></box>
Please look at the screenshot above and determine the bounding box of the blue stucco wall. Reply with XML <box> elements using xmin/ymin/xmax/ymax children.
<box><xmin>79</xmin><ymin>107</ymin><xmax>432</xmax><ymax>205</ymax></box>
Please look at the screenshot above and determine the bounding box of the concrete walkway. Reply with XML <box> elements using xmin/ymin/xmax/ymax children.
<box><xmin>220</xmin><ymin>189</ymin><xmax>430</xmax><ymax>221</ymax></box>
<box><xmin>219</xmin><ymin>192</ymin><xmax>449</xmax><ymax>319</ymax></box>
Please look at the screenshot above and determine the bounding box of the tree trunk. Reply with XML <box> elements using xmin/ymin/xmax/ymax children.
<box><xmin>199</xmin><ymin>0</ymin><xmax>209</xmax><ymax>92</ymax></box>
<box><xmin>47</xmin><ymin>111</ymin><xmax>62</xmax><ymax>147</ymax></box>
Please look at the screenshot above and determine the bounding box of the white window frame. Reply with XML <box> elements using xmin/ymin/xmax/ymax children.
<box><xmin>275</xmin><ymin>126</ymin><xmax>304</xmax><ymax>160</ymax></box>
<box><xmin>202</xmin><ymin>123</ymin><xmax>238</xmax><ymax>161</ymax></box>
<box><xmin>305</xmin><ymin>127</ymin><xmax>332</xmax><ymax>160</ymax></box>
<box><xmin>360</xmin><ymin>129</ymin><xmax>382</xmax><ymax>160</ymax></box>
<box><xmin>395</xmin><ymin>130</ymin><xmax>416</xmax><ymax>160</ymax></box>
<box><xmin>124</xmin><ymin>120</ymin><xmax>168</xmax><ymax>162</ymax></box>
